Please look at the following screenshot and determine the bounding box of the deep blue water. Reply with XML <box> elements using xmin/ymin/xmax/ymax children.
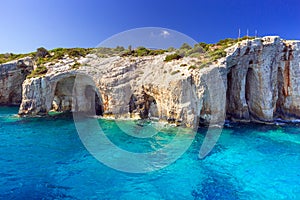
<box><xmin>1</xmin><ymin>106</ymin><xmax>300</xmax><ymax>199</ymax></box>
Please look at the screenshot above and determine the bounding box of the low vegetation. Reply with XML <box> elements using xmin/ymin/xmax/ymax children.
<box><xmin>121</xmin><ymin>46</ymin><xmax>166</xmax><ymax>57</ymax></box>
<box><xmin>95</xmin><ymin>46</ymin><xmax>126</xmax><ymax>57</ymax></box>
<box><xmin>170</xmin><ymin>70</ymin><xmax>181</xmax><ymax>75</ymax></box>
<box><xmin>0</xmin><ymin>52</ymin><xmax>35</xmax><ymax>64</ymax></box>
<box><xmin>27</xmin><ymin>65</ymin><xmax>48</xmax><ymax>79</ymax></box>
<box><xmin>164</xmin><ymin>53</ymin><xmax>182</xmax><ymax>62</ymax></box>
<box><xmin>1</xmin><ymin>36</ymin><xmax>256</xmax><ymax>77</ymax></box>
<box><xmin>188</xmin><ymin>65</ymin><xmax>197</xmax><ymax>70</ymax></box>
<box><xmin>172</xmin><ymin>35</ymin><xmax>255</xmax><ymax>69</ymax></box>
<box><xmin>38</xmin><ymin>48</ymin><xmax>93</xmax><ymax>65</ymax></box>
<box><xmin>26</xmin><ymin>47</ymin><xmax>93</xmax><ymax>78</ymax></box>
<box><xmin>71</xmin><ymin>62</ymin><xmax>81</xmax><ymax>69</ymax></box>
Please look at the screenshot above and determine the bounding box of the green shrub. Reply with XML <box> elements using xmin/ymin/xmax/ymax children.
<box><xmin>36</xmin><ymin>47</ymin><xmax>49</xmax><ymax>58</ymax></box>
<box><xmin>209</xmin><ymin>49</ymin><xmax>226</xmax><ymax>61</ymax></box>
<box><xmin>171</xmin><ymin>70</ymin><xmax>180</xmax><ymax>75</ymax></box>
<box><xmin>148</xmin><ymin>49</ymin><xmax>166</xmax><ymax>55</ymax></box>
<box><xmin>197</xmin><ymin>42</ymin><xmax>210</xmax><ymax>52</ymax></box>
<box><xmin>164</xmin><ymin>53</ymin><xmax>182</xmax><ymax>62</ymax></box>
<box><xmin>68</xmin><ymin>49</ymin><xmax>84</xmax><ymax>57</ymax></box>
<box><xmin>216</xmin><ymin>38</ymin><xmax>235</xmax><ymax>46</ymax></box>
<box><xmin>180</xmin><ymin>43</ymin><xmax>192</xmax><ymax>50</ymax></box>
<box><xmin>33</xmin><ymin>48</ymin><xmax>93</xmax><ymax>66</ymax></box>
<box><xmin>49</xmin><ymin>48</ymin><xmax>92</xmax><ymax>59</ymax></box>
<box><xmin>136</xmin><ymin>47</ymin><xmax>150</xmax><ymax>56</ymax></box>
<box><xmin>189</xmin><ymin>45</ymin><xmax>205</xmax><ymax>54</ymax></box>
<box><xmin>71</xmin><ymin>62</ymin><xmax>81</xmax><ymax>69</ymax></box>
<box><xmin>216</xmin><ymin>36</ymin><xmax>255</xmax><ymax>48</ymax></box>
<box><xmin>121</xmin><ymin>47</ymin><xmax>166</xmax><ymax>57</ymax></box>
<box><xmin>27</xmin><ymin>65</ymin><xmax>48</xmax><ymax>78</ymax></box>
<box><xmin>188</xmin><ymin>65</ymin><xmax>197</xmax><ymax>70</ymax></box>
<box><xmin>176</xmin><ymin>49</ymin><xmax>188</xmax><ymax>57</ymax></box>
<box><xmin>167</xmin><ymin>47</ymin><xmax>176</xmax><ymax>52</ymax></box>
<box><xmin>0</xmin><ymin>52</ymin><xmax>35</xmax><ymax>64</ymax></box>
<box><xmin>115</xmin><ymin>46</ymin><xmax>125</xmax><ymax>51</ymax></box>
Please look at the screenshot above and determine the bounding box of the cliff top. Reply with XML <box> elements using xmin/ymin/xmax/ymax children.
<box><xmin>1</xmin><ymin>36</ymin><xmax>299</xmax><ymax>80</ymax></box>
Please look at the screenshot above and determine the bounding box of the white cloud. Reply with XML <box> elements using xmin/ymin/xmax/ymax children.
<box><xmin>160</xmin><ymin>30</ymin><xmax>170</xmax><ymax>38</ymax></box>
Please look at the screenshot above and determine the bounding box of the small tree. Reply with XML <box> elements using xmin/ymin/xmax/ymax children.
<box><xmin>128</xmin><ymin>45</ymin><xmax>132</xmax><ymax>52</ymax></box>
<box><xmin>180</xmin><ymin>43</ymin><xmax>192</xmax><ymax>50</ymax></box>
<box><xmin>115</xmin><ymin>46</ymin><xmax>125</xmax><ymax>52</ymax></box>
<box><xmin>167</xmin><ymin>47</ymin><xmax>176</xmax><ymax>52</ymax></box>
<box><xmin>198</xmin><ymin>42</ymin><xmax>210</xmax><ymax>52</ymax></box>
<box><xmin>36</xmin><ymin>47</ymin><xmax>49</xmax><ymax>58</ymax></box>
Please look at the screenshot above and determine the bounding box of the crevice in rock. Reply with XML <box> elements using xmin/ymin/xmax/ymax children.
<box><xmin>225</xmin><ymin>65</ymin><xmax>234</xmax><ymax>120</ymax></box>
<box><xmin>244</xmin><ymin>47</ymin><xmax>250</xmax><ymax>55</ymax></box>
<box><xmin>199</xmin><ymin>85</ymin><xmax>211</xmax><ymax>126</ymax></box>
<box><xmin>85</xmin><ymin>85</ymin><xmax>104</xmax><ymax>116</ymax></box>
<box><xmin>276</xmin><ymin>66</ymin><xmax>285</xmax><ymax>117</ymax></box>
<box><xmin>275</xmin><ymin>45</ymin><xmax>294</xmax><ymax>119</ymax></box>
<box><xmin>245</xmin><ymin>67</ymin><xmax>255</xmax><ymax>119</ymax></box>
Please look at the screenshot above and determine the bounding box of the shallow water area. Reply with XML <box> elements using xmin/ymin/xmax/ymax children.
<box><xmin>1</xmin><ymin>106</ymin><xmax>300</xmax><ymax>199</ymax></box>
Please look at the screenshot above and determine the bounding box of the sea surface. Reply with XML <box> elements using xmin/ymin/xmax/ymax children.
<box><xmin>1</xmin><ymin>106</ymin><xmax>300</xmax><ymax>199</ymax></box>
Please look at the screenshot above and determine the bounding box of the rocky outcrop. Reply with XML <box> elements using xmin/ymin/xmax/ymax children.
<box><xmin>0</xmin><ymin>58</ymin><xmax>33</xmax><ymax>105</ymax></box>
<box><xmin>226</xmin><ymin>36</ymin><xmax>300</xmax><ymax>122</ymax></box>
<box><xmin>8</xmin><ymin>36</ymin><xmax>300</xmax><ymax>127</ymax></box>
<box><xmin>18</xmin><ymin>54</ymin><xmax>226</xmax><ymax>128</ymax></box>
<box><xmin>18</xmin><ymin>71</ymin><xmax>102</xmax><ymax>116</ymax></box>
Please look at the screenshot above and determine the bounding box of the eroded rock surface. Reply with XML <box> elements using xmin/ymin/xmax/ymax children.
<box><xmin>7</xmin><ymin>36</ymin><xmax>300</xmax><ymax>127</ymax></box>
<box><xmin>0</xmin><ymin>58</ymin><xmax>33</xmax><ymax>105</ymax></box>
<box><xmin>18</xmin><ymin>54</ymin><xmax>226</xmax><ymax>127</ymax></box>
<box><xmin>226</xmin><ymin>36</ymin><xmax>300</xmax><ymax>122</ymax></box>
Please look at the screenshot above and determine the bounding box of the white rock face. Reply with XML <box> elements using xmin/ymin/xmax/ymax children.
<box><xmin>17</xmin><ymin>53</ymin><xmax>226</xmax><ymax>127</ymax></box>
<box><xmin>16</xmin><ymin>36</ymin><xmax>300</xmax><ymax>127</ymax></box>
<box><xmin>226</xmin><ymin>36</ymin><xmax>300</xmax><ymax>122</ymax></box>
<box><xmin>0</xmin><ymin>57</ymin><xmax>33</xmax><ymax>105</ymax></box>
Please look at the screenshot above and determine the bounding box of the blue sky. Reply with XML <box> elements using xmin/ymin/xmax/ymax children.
<box><xmin>0</xmin><ymin>0</ymin><xmax>299</xmax><ymax>53</ymax></box>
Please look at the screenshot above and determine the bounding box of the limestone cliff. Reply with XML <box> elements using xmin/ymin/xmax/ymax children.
<box><xmin>18</xmin><ymin>54</ymin><xmax>226</xmax><ymax>127</ymax></box>
<box><xmin>226</xmin><ymin>36</ymin><xmax>300</xmax><ymax>122</ymax></box>
<box><xmin>0</xmin><ymin>57</ymin><xmax>33</xmax><ymax>105</ymax></box>
<box><xmin>2</xmin><ymin>36</ymin><xmax>300</xmax><ymax>127</ymax></box>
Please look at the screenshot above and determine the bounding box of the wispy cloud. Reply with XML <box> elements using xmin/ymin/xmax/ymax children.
<box><xmin>160</xmin><ymin>30</ymin><xmax>170</xmax><ymax>38</ymax></box>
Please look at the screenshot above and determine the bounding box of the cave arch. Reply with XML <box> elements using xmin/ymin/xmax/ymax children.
<box><xmin>129</xmin><ymin>92</ymin><xmax>158</xmax><ymax>119</ymax></box>
<box><xmin>52</xmin><ymin>76</ymin><xmax>75</xmax><ymax>112</ymax></box>
<box><xmin>51</xmin><ymin>75</ymin><xmax>103</xmax><ymax>116</ymax></box>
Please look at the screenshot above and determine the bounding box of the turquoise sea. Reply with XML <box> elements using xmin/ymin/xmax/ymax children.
<box><xmin>1</xmin><ymin>106</ymin><xmax>300</xmax><ymax>199</ymax></box>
